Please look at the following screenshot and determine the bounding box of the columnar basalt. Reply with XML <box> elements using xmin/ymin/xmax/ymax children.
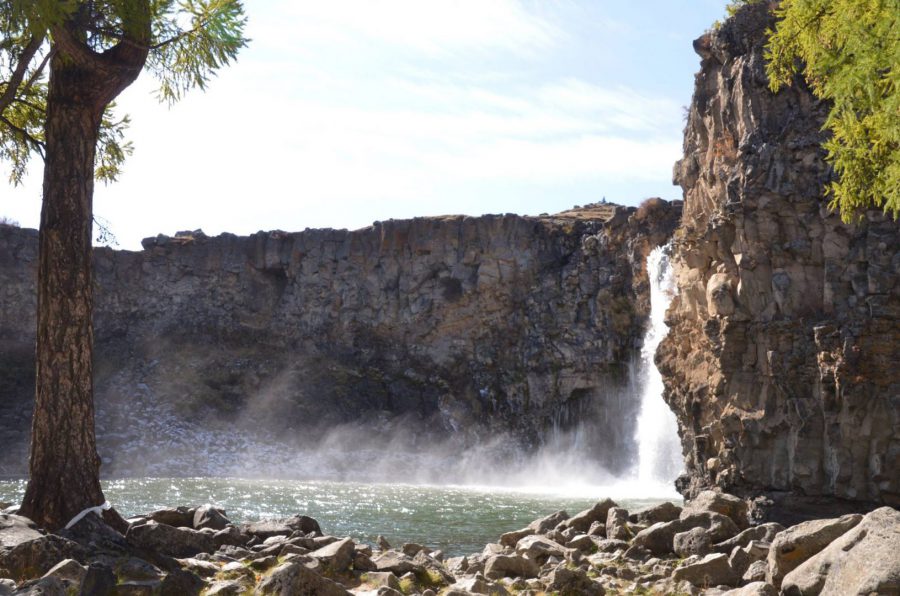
<box><xmin>0</xmin><ymin>201</ymin><xmax>679</xmax><ymax>477</ymax></box>
<box><xmin>659</xmin><ymin>4</ymin><xmax>900</xmax><ymax>508</ymax></box>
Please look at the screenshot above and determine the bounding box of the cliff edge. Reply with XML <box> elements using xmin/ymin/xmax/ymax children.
<box><xmin>659</xmin><ymin>3</ymin><xmax>900</xmax><ymax>512</ymax></box>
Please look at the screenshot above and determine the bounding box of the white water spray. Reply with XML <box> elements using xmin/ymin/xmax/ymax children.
<box><xmin>633</xmin><ymin>244</ymin><xmax>683</xmax><ymax>490</ymax></box>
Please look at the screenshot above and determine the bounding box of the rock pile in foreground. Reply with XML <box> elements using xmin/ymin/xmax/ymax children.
<box><xmin>1</xmin><ymin>490</ymin><xmax>898</xmax><ymax>595</ymax></box>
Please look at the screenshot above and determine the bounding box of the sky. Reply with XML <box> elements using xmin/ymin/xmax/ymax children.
<box><xmin>3</xmin><ymin>0</ymin><xmax>730</xmax><ymax>250</ymax></box>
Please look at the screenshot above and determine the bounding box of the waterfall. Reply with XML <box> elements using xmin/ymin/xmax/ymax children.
<box><xmin>633</xmin><ymin>244</ymin><xmax>683</xmax><ymax>487</ymax></box>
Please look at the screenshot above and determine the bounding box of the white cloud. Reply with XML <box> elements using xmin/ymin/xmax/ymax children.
<box><xmin>257</xmin><ymin>0</ymin><xmax>560</xmax><ymax>56</ymax></box>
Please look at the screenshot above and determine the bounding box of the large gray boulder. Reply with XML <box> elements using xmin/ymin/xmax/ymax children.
<box><xmin>671</xmin><ymin>553</ymin><xmax>739</xmax><ymax>587</ymax></box>
<box><xmin>563</xmin><ymin>499</ymin><xmax>617</xmax><ymax>533</ymax></box>
<box><xmin>147</xmin><ymin>507</ymin><xmax>194</xmax><ymax>528</ymax></box>
<box><xmin>483</xmin><ymin>554</ymin><xmax>539</xmax><ymax>580</ymax></box>
<box><xmin>629</xmin><ymin>502</ymin><xmax>681</xmax><ymax>525</ymax></box>
<box><xmin>527</xmin><ymin>510</ymin><xmax>568</xmax><ymax>534</ymax></box>
<box><xmin>514</xmin><ymin>535</ymin><xmax>568</xmax><ymax>562</ymax></box>
<box><xmin>632</xmin><ymin>512</ymin><xmax>739</xmax><ymax>555</ymax></box>
<box><xmin>713</xmin><ymin>523</ymin><xmax>784</xmax><ymax>553</ymax></box>
<box><xmin>721</xmin><ymin>582</ymin><xmax>777</xmax><ymax>596</ymax></box>
<box><xmin>673</xmin><ymin>526</ymin><xmax>712</xmax><ymax>557</ymax></box>
<box><xmin>310</xmin><ymin>537</ymin><xmax>355</xmax><ymax>572</ymax></box>
<box><xmin>0</xmin><ymin>515</ymin><xmax>85</xmax><ymax>582</ymax></box>
<box><xmin>545</xmin><ymin>564</ymin><xmax>604</xmax><ymax>595</ymax></box>
<box><xmin>681</xmin><ymin>491</ymin><xmax>749</xmax><ymax>530</ymax></box>
<box><xmin>193</xmin><ymin>505</ymin><xmax>230</xmax><ymax>531</ymax></box>
<box><xmin>766</xmin><ymin>513</ymin><xmax>862</xmax><ymax>587</ymax></box>
<box><xmin>255</xmin><ymin>561</ymin><xmax>350</xmax><ymax>595</ymax></box>
<box><xmin>125</xmin><ymin>521</ymin><xmax>215</xmax><ymax>558</ymax></box>
<box><xmin>372</xmin><ymin>551</ymin><xmax>421</xmax><ymax>576</ymax></box>
<box><xmin>242</xmin><ymin>515</ymin><xmax>321</xmax><ymax>541</ymax></box>
<box><xmin>780</xmin><ymin>506</ymin><xmax>900</xmax><ymax>596</ymax></box>
<box><xmin>605</xmin><ymin>507</ymin><xmax>630</xmax><ymax>541</ymax></box>
<box><xmin>498</xmin><ymin>528</ymin><xmax>532</xmax><ymax>548</ymax></box>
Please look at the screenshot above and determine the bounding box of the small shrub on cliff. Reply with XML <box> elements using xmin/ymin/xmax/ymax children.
<box><xmin>634</xmin><ymin>197</ymin><xmax>667</xmax><ymax>222</ymax></box>
<box><xmin>0</xmin><ymin>216</ymin><xmax>19</xmax><ymax>227</ymax></box>
<box><xmin>765</xmin><ymin>0</ymin><xmax>899</xmax><ymax>222</ymax></box>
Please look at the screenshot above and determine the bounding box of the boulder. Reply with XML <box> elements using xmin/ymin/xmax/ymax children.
<box><xmin>401</xmin><ymin>543</ymin><xmax>430</xmax><ymax>557</ymax></box>
<box><xmin>353</xmin><ymin>552</ymin><xmax>377</xmax><ymax>571</ymax></box>
<box><xmin>563</xmin><ymin>499</ymin><xmax>617</xmax><ymax>533</ymax></box>
<box><xmin>721</xmin><ymin>582</ymin><xmax>777</xmax><ymax>596</ymax></box>
<box><xmin>629</xmin><ymin>502</ymin><xmax>682</xmax><ymax>525</ymax></box>
<box><xmin>742</xmin><ymin>560</ymin><xmax>767</xmax><ymax>583</ymax></box>
<box><xmin>765</xmin><ymin>513</ymin><xmax>862</xmax><ymax>587</ymax></box>
<box><xmin>310</xmin><ymin>537</ymin><xmax>355</xmax><ymax>572</ymax></box>
<box><xmin>11</xmin><ymin>576</ymin><xmax>68</xmax><ymax>595</ymax></box>
<box><xmin>682</xmin><ymin>491</ymin><xmax>749</xmax><ymax>530</ymax></box>
<box><xmin>160</xmin><ymin>568</ymin><xmax>204</xmax><ymax>595</ymax></box>
<box><xmin>363</xmin><ymin>571</ymin><xmax>401</xmax><ymax>590</ymax></box>
<box><xmin>483</xmin><ymin>554</ymin><xmax>539</xmax><ymax>580</ymax></box>
<box><xmin>712</xmin><ymin>523</ymin><xmax>783</xmax><ymax>553</ymax></box>
<box><xmin>565</xmin><ymin>534</ymin><xmax>596</xmax><ymax>551</ymax></box>
<box><xmin>527</xmin><ymin>510</ymin><xmax>568</xmax><ymax>534</ymax></box>
<box><xmin>727</xmin><ymin>540</ymin><xmax>769</xmax><ymax>578</ymax></box>
<box><xmin>498</xmin><ymin>528</ymin><xmax>532</xmax><ymax>548</ymax></box>
<box><xmin>514</xmin><ymin>535</ymin><xmax>568</xmax><ymax>562</ymax></box>
<box><xmin>780</xmin><ymin>506</ymin><xmax>900</xmax><ymax>596</ymax></box>
<box><xmin>451</xmin><ymin>576</ymin><xmax>509</xmax><ymax>595</ymax></box>
<box><xmin>544</xmin><ymin>564</ymin><xmax>604</xmax><ymax>595</ymax></box>
<box><xmin>125</xmin><ymin>521</ymin><xmax>215</xmax><ymax>558</ymax></box>
<box><xmin>372</xmin><ymin>551</ymin><xmax>421</xmax><ymax>576</ymax></box>
<box><xmin>212</xmin><ymin>525</ymin><xmax>246</xmax><ymax>548</ymax></box>
<box><xmin>605</xmin><ymin>507</ymin><xmax>630</xmax><ymax>540</ymax></box>
<box><xmin>147</xmin><ymin>507</ymin><xmax>194</xmax><ymax>528</ymax></box>
<box><xmin>79</xmin><ymin>563</ymin><xmax>116</xmax><ymax>596</ymax></box>
<box><xmin>673</xmin><ymin>526</ymin><xmax>711</xmax><ymax>557</ymax></box>
<box><xmin>632</xmin><ymin>512</ymin><xmax>739</xmax><ymax>556</ymax></box>
<box><xmin>0</xmin><ymin>515</ymin><xmax>86</xmax><ymax>582</ymax></box>
<box><xmin>671</xmin><ymin>552</ymin><xmax>739</xmax><ymax>586</ymax></box>
<box><xmin>241</xmin><ymin>515</ymin><xmax>321</xmax><ymax>541</ymax></box>
<box><xmin>204</xmin><ymin>580</ymin><xmax>247</xmax><ymax>595</ymax></box>
<box><xmin>192</xmin><ymin>505</ymin><xmax>230</xmax><ymax>531</ymax></box>
<box><xmin>594</xmin><ymin>538</ymin><xmax>628</xmax><ymax>553</ymax></box>
<box><xmin>255</xmin><ymin>561</ymin><xmax>350</xmax><ymax>595</ymax></box>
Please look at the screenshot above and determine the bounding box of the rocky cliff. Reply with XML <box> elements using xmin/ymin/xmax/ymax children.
<box><xmin>659</xmin><ymin>3</ymin><xmax>900</xmax><ymax>510</ymax></box>
<box><xmin>0</xmin><ymin>201</ymin><xmax>680</xmax><ymax>478</ymax></box>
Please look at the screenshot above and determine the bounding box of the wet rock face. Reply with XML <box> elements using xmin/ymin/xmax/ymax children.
<box><xmin>659</xmin><ymin>3</ymin><xmax>900</xmax><ymax>508</ymax></box>
<box><xmin>0</xmin><ymin>204</ymin><xmax>679</xmax><ymax>477</ymax></box>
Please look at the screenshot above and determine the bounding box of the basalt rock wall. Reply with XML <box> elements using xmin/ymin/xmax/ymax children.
<box><xmin>659</xmin><ymin>4</ymin><xmax>900</xmax><ymax>510</ymax></box>
<box><xmin>0</xmin><ymin>202</ymin><xmax>679</xmax><ymax>477</ymax></box>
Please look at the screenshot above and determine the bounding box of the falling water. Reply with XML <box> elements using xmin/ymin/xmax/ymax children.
<box><xmin>633</xmin><ymin>244</ymin><xmax>683</xmax><ymax>488</ymax></box>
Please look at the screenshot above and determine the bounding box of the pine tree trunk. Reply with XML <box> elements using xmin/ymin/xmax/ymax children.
<box><xmin>19</xmin><ymin>58</ymin><xmax>111</xmax><ymax>531</ymax></box>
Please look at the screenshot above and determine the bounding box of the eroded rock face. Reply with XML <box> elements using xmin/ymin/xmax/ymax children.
<box><xmin>0</xmin><ymin>204</ymin><xmax>679</xmax><ymax>478</ymax></box>
<box><xmin>658</xmin><ymin>3</ymin><xmax>900</xmax><ymax>509</ymax></box>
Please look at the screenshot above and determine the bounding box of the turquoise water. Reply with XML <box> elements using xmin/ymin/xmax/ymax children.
<box><xmin>0</xmin><ymin>477</ymin><xmax>676</xmax><ymax>555</ymax></box>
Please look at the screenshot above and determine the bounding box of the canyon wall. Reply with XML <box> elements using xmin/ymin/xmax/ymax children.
<box><xmin>659</xmin><ymin>4</ymin><xmax>900</xmax><ymax>509</ymax></box>
<box><xmin>0</xmin><ymin>202</ymin><xmax>679</xmax><ymax>478</ymax></box>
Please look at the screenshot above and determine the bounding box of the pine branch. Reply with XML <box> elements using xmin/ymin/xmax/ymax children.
<box><xmin>0</xmin><ymin>35</ymin><xmax>44</xmax><ymax>115</ymax></box>
<box><xmin>0</xmin><ymin>114</ymin><xmax>45</xmax><ymax>157</ymax></box>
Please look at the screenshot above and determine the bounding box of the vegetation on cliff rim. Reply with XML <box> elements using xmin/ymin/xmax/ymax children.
<box><xmin>0</xmin><ymin>0</ymin><xmax>246</xmax><ymax>530</ymax></box>
<box><xmin>764</xmin><ymin>0</ymin><xmax>899</xmax><ymax>222</ymax></box>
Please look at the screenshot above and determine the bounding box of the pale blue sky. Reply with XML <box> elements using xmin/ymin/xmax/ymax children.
<box><xmin>4</xmin><ymin>0</ymin><xmax>729</xmax><ymax>249</ymax></box>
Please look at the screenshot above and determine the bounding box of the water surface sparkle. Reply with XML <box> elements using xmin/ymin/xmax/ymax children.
<box><xmin>0</xmin><ymin>477</ymin><xmax>677</xmax><ymax>555</ymax></box>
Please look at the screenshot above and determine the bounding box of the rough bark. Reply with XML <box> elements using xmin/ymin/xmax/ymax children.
<box><xmin>18</xmin><ymin>21</ymin><xmax>148</xmax><ymax>531</ymax></box>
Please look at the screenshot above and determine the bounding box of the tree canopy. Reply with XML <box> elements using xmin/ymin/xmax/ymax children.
<box><xmin>764</xmin><ymin>0</ymin><xmax>899</xmax><ymax>222</ymax></box>
<box><xmin>0</xmin><ymin>0</ymin><xmax>247</xmax><ymax>185</ymax></box>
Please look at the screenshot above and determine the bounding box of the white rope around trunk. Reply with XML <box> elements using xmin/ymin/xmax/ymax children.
<box><xmin>64</xmin><ymin>500</ymin><xmax>111</xmax><ymax>529</ymax></box>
